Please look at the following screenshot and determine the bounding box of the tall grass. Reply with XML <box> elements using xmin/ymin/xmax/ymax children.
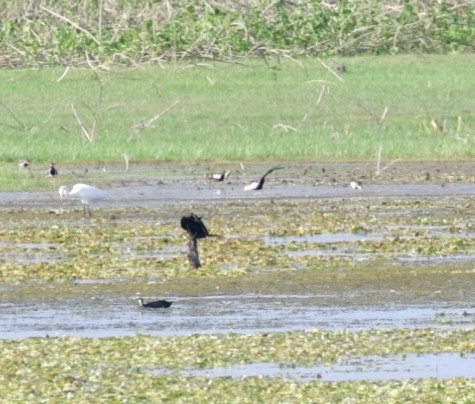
<box><xmin>0</xmin><ymin>0</ymin><xmax>474</xmax><ymax>67</ymax></box>
<box><xmin>1</xmin><ymin>54</ymin><xmax>475</xmax><ymax>166</ymax></box>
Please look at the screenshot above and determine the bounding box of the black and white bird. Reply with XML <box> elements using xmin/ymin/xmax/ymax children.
<box><xmin>208</xmin><ymin>170</ymin><xmax>231</xmax><ymax>182</ymax></box>
<box><xmin>59</xmin><ymin>183</ymin><xmax>107</xmax><ymax>217</ymax></box>
<box><xmin>180</xmin><ymin>213</ymin><xmax>213</xmax><ymax>240</ymax></box>
<box><xmin>19</xmin><ymin>160</ymin><xmax>30</xmax><ymax>171</ymax></box>
<box><xmin>350</xmin><ymin>181</ymin><xmax>363</xmax><ymax>190</ymax></box>
<box><xmin>48</xmin><ymin>163</ymin><xmax>58</xmax><ymax>177</ymax></box>
<box><xmin>137</xmin><ymin>298</ymin><xmax>173</xmax><ymax>308</ymax></box>
<box><xmin>244</xmin><ymin>165</ymin><xmax>284</xmax><ymax>191</ymax></box>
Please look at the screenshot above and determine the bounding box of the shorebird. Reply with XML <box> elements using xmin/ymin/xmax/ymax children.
<box><xmin>48</xmin><ymin>163</ymin><xmax>58</xmax><ymax>177</ymax></box>
<box><xmin>208</xmin><ymin>170</ymin><xmax>231</xmax><ymax>182</ymax></box>
<box><xmin>244</xmin><ymin>165</ymin><xmax>284</xmax><ymax>191</ymax></box>
<box><xmin>350</xmin><ymin>181</ymin><xmax>363</xmax><ymax>190</ymax></box>
<box><xmin>19</xmin><ymin>160</ymin><xmax>30</xmax><ymax>171</ymax></box>
<box><xmin>58</xmin><ymin>183</ymin><xmax>107</xmax><ymax>217</ymax></box>
<box><xmin>137</xmin><ymin>298</ymin><xmax>173</xmax><ymax>308</ymax></box>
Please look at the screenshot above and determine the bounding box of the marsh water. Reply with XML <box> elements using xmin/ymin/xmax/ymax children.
<box><xmin>1</xmin><ymin>162</ymin><xmax>475</xmax><ymax>381</ymax></box>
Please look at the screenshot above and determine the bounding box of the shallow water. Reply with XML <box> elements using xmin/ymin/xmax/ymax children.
<box><xmin>151</xmin><ymin>353</ymin><xmax>475</xmax><ymax>382</ymax></box>
<box><xmin>1</xmin><ymin>294</ymin><xmax>473</xmax><ymax>340</ymax></box>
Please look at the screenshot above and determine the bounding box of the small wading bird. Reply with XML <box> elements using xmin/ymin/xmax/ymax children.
<box><xmin>137</xmin><ymin>298</ymin><xmax>173</xmax><ymax>308</ymax></box>
<box><xmin>18</xmin><ymin>160</ymin><xmax>30</xmax><ymax>172</ymax></box>
<box><xmin>350</xmin><ymin>181</ymin><xmax>363</xmax><ymax>190</ymax></box>
<box><xmin>208</xmin><ymin>170</ymin><xmax>231</xmax><ymax>182</ymax></box>
<box><xmin>58</xmin><ymin>183</ymin><xmax>107</xmax><ymax>217</ymax></box>
<box><xmin>244</xmin><ymin>165</ymin><xmax>284</xmax><ymax>191</ymax></box>
<box><xmin>48</xmin><ymin>162</ymin><xmax>58</xmax><ymax>177</ymax></box>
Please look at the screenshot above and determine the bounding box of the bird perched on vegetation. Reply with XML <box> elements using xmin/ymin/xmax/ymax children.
<box><xmin>180</xmin><ymin>213</ymin><xmax>213</xmax><ymax>240</ymax></box>
<box><xmin>350</xmin><ymin>181</ymin><xmax>363</xmax><ymax>190</ymax></box>
<box><xmin>137</xmin><ymin>298</ymin><xmax>173</xmax><ymax>308</ymax></box>
<box><xmin>48</xmin><ymin>163</ymin><xmax>58</xmax><ymax>177</ymax></box>
<box><xmin>244</xmin><ymin>165</ymin><xmax>284</xmax><ymax>191</ymax></box>
<box><xmin>180</xmin><ymin>213</ymin><xmax>220</xmax><ymax>269</ymax></box>
<box><xmin>58</xmin><ymin>183</ymin><xmax>107</xmax><ymax>217</ymax></box>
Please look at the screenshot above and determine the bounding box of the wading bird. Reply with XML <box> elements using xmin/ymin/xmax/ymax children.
<box><xmin>58</xmin><ymin>183</ymin><xmax>107</xmax><ymax>217</ymax></box>
<box><xmin>244</xmin><ymin>165</ymin><xmax>284</xmax><ymax>191</ymax></box>
<box><xmin>350</xmin><ymin>181</ymin><xmax>363</xmax><ymax>190</ymax></box>
<box><xmin>18</xmin><ymin>160</ymin><xmax>30</xmax><ymax>172</ymax></box>
<box><xmin>137</xmin><ymin>298</ymin><xmax>173</xmax><ymax>308</ymax></box>
<box><xmin>48</xmin><ymin>163</ymin><xmax>58</xmax><ymax>177</ymax></box>
<box><xmin>208</xmin><ymin>170</ymin><xmax>231</xmax><ymax>182</ymax></box>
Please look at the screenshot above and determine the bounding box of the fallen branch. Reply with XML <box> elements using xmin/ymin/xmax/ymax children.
<box><xmin>128</xmin><ymin>99</ymin><xmax>179</xmax><ymax>141</ymax></box>
<box><xmin>0</xmin><ymin>101</ymin><xmax>28</xmax><ymax>131</ymax></box>
<box><xmin>376</xmin><ymin>144</ymin><xmax>401</xmax><ymax>176</ymax></box>
<box><xmin>40</xmin><ymin>6</ymin><xmax>100</xmax><ymax>46</ymax></box>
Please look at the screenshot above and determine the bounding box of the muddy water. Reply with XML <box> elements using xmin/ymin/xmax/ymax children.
<box><xmin>1</xmin><ymin>162</ymin><xmax>475</xmax><ymax>382</ymax></box>
<box><xmin>1</xmin><ymin>294</ymin><xmax>473</xmax><ymax>339</ymax></box>
<box><xmin>151</xmin><ymin>353</ymin><xmax>475</xmax><ymax>381</ymax></box>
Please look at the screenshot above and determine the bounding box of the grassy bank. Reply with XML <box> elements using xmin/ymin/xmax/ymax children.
<box><xmin>1</xmin><ymin>54</ymin><xmax>475</xmax><ymax>169</ymax></box>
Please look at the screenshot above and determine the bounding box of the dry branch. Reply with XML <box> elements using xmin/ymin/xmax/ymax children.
<box><xmin>128</xmin><ymin>99</ymin><xmax>179</xmax><ymax>141</ymax></box>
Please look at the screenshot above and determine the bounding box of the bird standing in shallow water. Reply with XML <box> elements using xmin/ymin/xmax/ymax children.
<box><xmin>244</xmin><ymin>165</ymin><xmax>284</xmax><ymax>191</ymax></box>
<box><xmin>137</xmin><ymin>298</ymin><xmax>173</xmax><ymax>308</ymax></box>
<box><xmin>350</xmin><ymin>181</ymin><xmax>363</xmax><ymax>190</ymax></box>
<box><xmin>48</xmin><ymin>163</ymin><xmax>58</xmax><ymax>177</ymax></box>
<box><xmin>59</xmin><ymin>183</ymin><xmax>107</xmax><ymax>217</ymax></box>
<box><xmin>208</xmin><ymin>170</ymin><xmax>231</xmax><ymax>182</ymax></box>
<box><xmin>19</xmin><ymin>160</ymin><xmax>30</xmax><ymax>172</ymax></box>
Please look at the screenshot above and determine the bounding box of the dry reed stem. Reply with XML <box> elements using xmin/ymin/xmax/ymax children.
<box><xmin>128</xmin><ymin>99</ymin><xmax>180</xmax><ymax>141</ymax></box>
<box><xmin>40</xmin><ymin>6</ymin><xmax>100</xmax><ymax>46</ymax></box>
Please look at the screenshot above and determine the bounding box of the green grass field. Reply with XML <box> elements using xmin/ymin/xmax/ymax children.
<box><xmin>1</xmin><ymin>54</ymin><xmax>474</xmax><ymax>169</ymax></box>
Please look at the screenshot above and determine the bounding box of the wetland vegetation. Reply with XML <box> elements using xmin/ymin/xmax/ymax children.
<box><xmin>1</xmin><ymin>0</ymin><xmax>475</xmax><ymax>402</ymax></box>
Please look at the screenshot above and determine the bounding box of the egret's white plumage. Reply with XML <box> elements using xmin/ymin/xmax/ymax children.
<box><xmin>59</xmin><ymin>183</ymin><xmax>107</xmax><ymax>217</ymax></box>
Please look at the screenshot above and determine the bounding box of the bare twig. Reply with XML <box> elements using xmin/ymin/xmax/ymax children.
<box><xmin>40</xmin><ymin>6</ymin><xmax>100</xmax><ymax>46</ymax></box>
<box><xmin>56</xmin><ymin>66</ymin><xmax>70</xmax><ymax>83</ymax></box>
<box><xmin>0</xmin><ymin>101</ymin><xmax>28</xmax><ymax>131</ymax></box>
<box><xmin>123</xmin><ymin>153</ymin><xmax>129</xmax><ymax>172</ymax></box>
<box><xmin>317</xmin><ymin>58</ymin><xmax>344</xmax><ymax>82</ymax></box>
<box><xmin>376</xmin><ymin>144</ymin><xmax>401</xmax><ymax>176</ymax></box>
<box><xmin>128</xmin><ymin>99</ymin><xmax>179</xmax><ymax>141</ymax></box>
<box><xmin>71</xmin><ymin>103</ymin><xmax>93</xmax><ymax>143</ymax></box>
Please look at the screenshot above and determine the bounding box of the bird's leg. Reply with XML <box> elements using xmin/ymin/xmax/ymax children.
<box><xmin>87</xmin><ymin>204</ymin><xmax>92</xmax><ymax>218</ymax></box>
<box><xmin>82</xmin><ymin>203</ymin><xmax>87</xmax><ymax>217</ymax></box>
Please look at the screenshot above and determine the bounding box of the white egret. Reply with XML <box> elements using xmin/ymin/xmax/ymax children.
<box><xmin>58</xmin><ymin>183</ymin><xmax>107</xmax><ymax>217</ymax></box>
<box><xmin>244</xmin><ymin>165</ymin><xmax>284</xmax><ymax>191</ymax></box>
<box><xmin>48</xmin><ymin>163</ymin><xmax>58</xmax><ymax>177</ymax></box>
<box><xmin>137</xmin><ymin>298</ymin><xmax>173</xmax><ymax>308</ymax></box>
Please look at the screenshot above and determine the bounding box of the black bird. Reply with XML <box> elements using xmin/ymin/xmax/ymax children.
<box><xmin>180</xmin><ymin>213</ymin><xmax>211</xmax><ymax>240</ymax></box>
<box><xmin>244</xmin><ymin>165</ymin><xmax>284</xmax><ymax>191</ymax></box>
<box><xmin>48</xmin><ymin>162</ymin><xmax>58</xmax><ymax>177</ymax></box>
<box><xmin>137</xmin><ymin>298</ymin><xmax>173</xmax><ymax>308</ymax></box>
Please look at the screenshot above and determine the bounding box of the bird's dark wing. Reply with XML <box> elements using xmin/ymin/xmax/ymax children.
<box><xmin>254</xmin><ymin>165</ymin><xmax>285</xmax><ymax>190</ymax></box>
<box><xmin>181</xmin><ymin>213</ymin><xmax>210</xmax><ymax>240</ymax></box>
<box><xmin>261</xmin><ymin>165</ymin><xmax>284</xmax><ymax>179</ymax></box>
<box><xmin>145</xmin><ymin>300</ymin><xmax>173</xmax><ymax>308</ymax></box>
